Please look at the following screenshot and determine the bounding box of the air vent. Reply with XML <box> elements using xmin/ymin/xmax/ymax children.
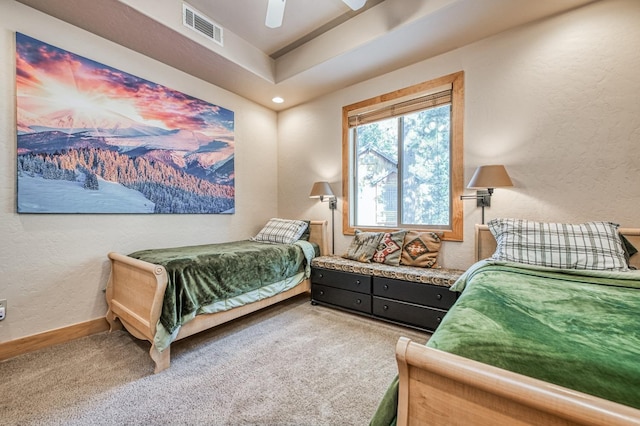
<box><xmin>182</xmin><ymin>3</ymin><xmax>223</xmax><ymax>46</ymax></box>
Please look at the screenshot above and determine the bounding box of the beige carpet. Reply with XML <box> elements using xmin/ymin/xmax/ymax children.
<box><xmin>2</xmin><ymin>295</ymin><xmax>428</xmax><ymax>425</ymax></box>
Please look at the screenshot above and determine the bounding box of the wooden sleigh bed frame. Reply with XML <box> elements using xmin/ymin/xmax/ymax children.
<box><xmin>395</xmin><ymin>224</ymin><xmax>640</xmax><ymax>426</ymax></box>
<box><xmin>105</xmin><ymin>220</ymin><xmax>328</xmax><ymax>373</ymax></box>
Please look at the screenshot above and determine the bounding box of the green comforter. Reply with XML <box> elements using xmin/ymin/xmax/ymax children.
<box><xmin>129</xmin><ymin>240</ymin><xmax>316</xmax><ymax>351</ymax></box>
<box><xmin>371</xmin><ymin>261</ymin><xmax>640</xmax><ymax>425</ymax></box>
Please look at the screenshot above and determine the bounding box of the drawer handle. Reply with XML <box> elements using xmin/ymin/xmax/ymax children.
<box><xmin>356</xmin><ymin>299</ymin><xmax>362</xmax><ymax>304</ymax></box>
<box><xmin>319</xmin><ymin>290</ymin><xmax>324</xmax><ymax>296</ymax></box>
<box><xmin>355</xmin><ymin>280</ymin><xmax>360</xmax><ymax>285</ymax></box>
<box><xmin>383</xmin><ymin>305</ymin><xmax>389</xmax><ymax>311</ymax></box>
<box><xmin>437</xmin><ymin>317</ymin><xmax>442</xmax><ymax>322</ymax></box>
<box><xmin>436</xmin><ymin>294</ymin><xmax>442</xmax><ymax>300</ymax></box>
<box><xmin>383</xmin><ymin>284</ymin><xmax>389</xmax><ymax>290</ymax></box>
<box><xmin>319</xmin><ymin>273</ymin><xmax>323</xmax><ymax>278</ymax></box>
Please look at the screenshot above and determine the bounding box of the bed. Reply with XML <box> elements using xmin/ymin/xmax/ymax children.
<box><xmin>372</xmin><ymin>221</ymin><xmax>640</xmax><ymax>425</ymax></box>
<box><xmin>105</xmin><ymin>219</ymin><xmax>328</xmax><ymax>373</ymax></box>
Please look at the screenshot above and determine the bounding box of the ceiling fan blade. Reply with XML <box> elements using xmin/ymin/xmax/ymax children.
<box><xmin>266</xmin><ymin>0</ymin><xmax>286</xmax><ymax>28</ymax></box>
<box><xmin>341</xmin><ymin>0</ymin><xmax>367</xmax><ymax>10</ymax></box>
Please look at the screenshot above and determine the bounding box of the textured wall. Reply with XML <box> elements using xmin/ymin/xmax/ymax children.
<box><xmin>278</xmin><ymin>0</ymin><xmax>640</xmax><ymax>270</ymax></box>
<box><xmin>0</xmin><ymin>3</ymin><xmax>279</xmax><ymax>342</ymax></box>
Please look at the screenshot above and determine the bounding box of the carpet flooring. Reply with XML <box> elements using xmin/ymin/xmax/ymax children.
<box><xmin>2</xmin><ymin>295</ymin><xmax>428</xmax><ymax>425</ymax></box>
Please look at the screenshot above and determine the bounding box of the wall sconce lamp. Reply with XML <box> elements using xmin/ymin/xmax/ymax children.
<box><xmin>309</xmin><ymin>181</ymin><xmax>337</xmax><ymax>254</ymax></box>
<box><xmin>460</xmin><ymin>165</ymin><xmax>513</xmax><ymax>224</ymax></box>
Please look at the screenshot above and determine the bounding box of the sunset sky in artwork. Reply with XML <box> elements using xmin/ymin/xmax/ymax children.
<box><xmin>15</xmin><ymin>33</ymin><xmax>234</xmax><ymax>140</ymax></box>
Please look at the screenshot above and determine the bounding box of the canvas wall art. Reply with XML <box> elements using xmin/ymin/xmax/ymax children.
<box><xmin>16</xmin><ymin>32</ymin><xmax>235</xmax><ymax>214</ymax></box>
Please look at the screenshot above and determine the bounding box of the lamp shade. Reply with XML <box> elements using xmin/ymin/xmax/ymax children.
<box><xmin>309</xmin><ymin>181</ymin><xmax>335</xmax><ymax>199</ymax></box>
<box><xmin>467</xmin><ymin>165</ymin><xmax>513</xmax><ymax>189</ymax></box>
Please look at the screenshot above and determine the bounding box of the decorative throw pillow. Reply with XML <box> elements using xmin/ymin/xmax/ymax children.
<box><xmin>400</xmin><ymin>231</ymin><xmax>441</xmax><ymax>268</ymax></box>
<box><xmin>343</xmin><ymin>230</ymin><xmax>383</xmax><ymax>263</ymax></box>
<box><xmin>298</xmin><ymin>220</ymin><xmax>311</xmax><ymax>241</ymax></box>
<box><xmin>250</xmin><ymin>218</ymin><xmax>309</xmax><ymax>244</ymax></box>
<box><xmin>620</xmin><ymin>234</ymin><xmax>638</xmax><ymax>269</ymax></box>
<box><xmin>487</xmin><ymin>218</ymin><xmax>629</xmax><ymax>271</ymax></box>
<box><xmin>372</xmin><ymin>230</ymin><xmax>407</xmax><ymax>266</ymax></box>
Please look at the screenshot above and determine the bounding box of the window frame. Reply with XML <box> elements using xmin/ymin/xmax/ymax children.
<box><xmin>341</xmin><ymin>71</ymin><xmax>464</xmax><ymax>241</ymax></box>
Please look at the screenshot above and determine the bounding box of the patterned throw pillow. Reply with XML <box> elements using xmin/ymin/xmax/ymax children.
<box><xmin>620</xmin><ymin>234</ymin><xmax>638</xmax><ymax>269</ymax></box>
<box><xmin>343</xmin><ymin>230</ymin><xmax>383</xmax><ymax>263</ymax></box>
<box><xmin>298</xmin><ymin>220</ymin><xmax>311</xmax><ymax>241</ymax></box>
<box><xmin>488</xmin><ymin>218</ymin><xmax>629</xmax><ymax>271</ymax></box>
<box><xmin>251</xmin><ymin>218</ymin><xmax>309</xmax><ymax>244</ymax></box>
<box><xmin>400</xmin><ymin>231</ymin><xmax>442</xmax><ymax>268</ymax></box>
<box><xmin>372</xmin><ymin>230</ymin><xmax>407</xmax><ymax>266</ymax></box>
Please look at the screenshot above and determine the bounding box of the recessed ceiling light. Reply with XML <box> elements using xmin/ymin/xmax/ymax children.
<box><xmin>272</xmin><ymin>97</ymin><xmax>284</xmax><ymax>104</ymax></box>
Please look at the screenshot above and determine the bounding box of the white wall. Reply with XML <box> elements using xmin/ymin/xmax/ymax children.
<box><xmin>0</xmin><ymin>2</ymin><xmax>279</xmax><ymax>342</ymax></box>
<box><xmin>278</xmin><ymin>0</ymin><xmax>640</xmax><ymax>270</ymax></box>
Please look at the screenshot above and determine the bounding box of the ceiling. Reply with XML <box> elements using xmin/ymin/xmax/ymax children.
<box><xmin>16</xmin><ymin>0</ymin><xmax>598</xmax><ymax>111</ymax></box>
<box><xmin>188</xmin><ymin>0</ymin><xmax>386</xmax><ymax>58</ymax></box>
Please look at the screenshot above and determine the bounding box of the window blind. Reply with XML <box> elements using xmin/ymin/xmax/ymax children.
<box><xmin>348</xmin><ymin>86</ymin><xmax>452</xmax><ymax>128</ymax></box>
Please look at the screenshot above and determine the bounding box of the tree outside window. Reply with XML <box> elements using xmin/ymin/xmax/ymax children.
<box><xmin>342</xmin><ymin>72</ymin><xmax>464</xmax><ymax>241</ymax></box>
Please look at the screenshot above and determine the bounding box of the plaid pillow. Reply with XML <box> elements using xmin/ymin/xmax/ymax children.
<box><xmin>251</xmin><ymin>218</ymin><xmax>309</xmax><ymax>244</ymax></box>
<box><xmin>488</xmin><ymin>219</ymin><xmax>629</xmax><ymax>271</ymax></box>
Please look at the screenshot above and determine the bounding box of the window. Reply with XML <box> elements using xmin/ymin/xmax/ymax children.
<box><xmin>342</xmin><ymin>72</ymin><xmax>464</xmax><ymax>241</ymax></box>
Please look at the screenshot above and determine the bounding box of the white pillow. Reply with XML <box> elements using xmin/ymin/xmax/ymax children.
<box><xmin>488</xmin><ymin>219</ymin><xmax>629</xmax><ymax>271</ymax></box>
<box><xmin>251</xmin><ymin>218</ymin><xmax>309</xmax><ymax>244</ymax></box>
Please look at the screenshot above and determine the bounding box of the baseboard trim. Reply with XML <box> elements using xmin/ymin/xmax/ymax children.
<box><xmin>0</xmin><ymin>317</ymin><xmax>110</xmax><ymax>361</ymax></box>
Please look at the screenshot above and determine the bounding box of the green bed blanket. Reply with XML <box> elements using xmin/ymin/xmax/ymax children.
<box><xmin>129</xmin><ymin>240</ymin><xmax>317</xmax><ymax>351</ymax></box>
<box><xmin>370</xmin><ymin>261</ymin><xmax>640</xmax><ymax>425</ymax></box>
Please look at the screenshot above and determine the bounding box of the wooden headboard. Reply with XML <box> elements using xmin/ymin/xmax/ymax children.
<box><xmin>308</xmin><ymin>220</ymin><xmax>329</xmax><ymax>256</ymax></box>
<box><xmin>475</xmin><ymin>224</ymin><xmax>640</xmax><ymax>270</ymax></box>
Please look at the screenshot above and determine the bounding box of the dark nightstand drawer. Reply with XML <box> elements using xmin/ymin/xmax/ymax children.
<box><xmin>372</xmin><ymin>277</ymin><xmax>456</xmax><ymax>310</ymax></box>
<box><xmin>372</xmin><ymin>297</ymin><xmax>447</xmax><ymax>331</ymax></box>
<box><xmin>312</xmin><ymin>284</ymin><xmax>371</xmax><ymax>314</ymax></box>
<box><xmin>311</xmin><ymin>268</ymin><xmax>371</xmax><ymax>294</ymax></box>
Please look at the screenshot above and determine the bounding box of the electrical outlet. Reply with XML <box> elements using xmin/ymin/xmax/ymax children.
<box><xmin>0</xmin><ymin>299</ymin><xmax>6</xmax><ymax>321</ymax></box>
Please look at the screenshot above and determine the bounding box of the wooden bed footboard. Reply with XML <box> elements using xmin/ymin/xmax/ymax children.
<box><xmin>105</xmin><ymin>220</ymin><xmax>328</xmax><ymax>373</ymax></box>
<box><xmin>105</xmin><ymin>252</ymin><xmax>167</xmax><ymax>341</ymax></box>
<box><xmin>105</xmin><ymin>252</ymin><xmax>170</xmax><ymax>372</ymax></box>
<box><xmin>395</xmin><ymin>337</ymin><xmax>640</xmax><ymax>426</ymax></box>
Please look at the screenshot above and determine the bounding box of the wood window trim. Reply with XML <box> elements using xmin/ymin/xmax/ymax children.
<box><xmin>341</xmin><ymin>71</ymin><xmax>464</xmax><ymax>242</ymax></box>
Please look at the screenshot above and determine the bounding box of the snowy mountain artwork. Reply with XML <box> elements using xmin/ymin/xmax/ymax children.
<box><xmin>16</xmin><ymin>33</ymin><xmax>235</xmax><ymax>214</ymax></box>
